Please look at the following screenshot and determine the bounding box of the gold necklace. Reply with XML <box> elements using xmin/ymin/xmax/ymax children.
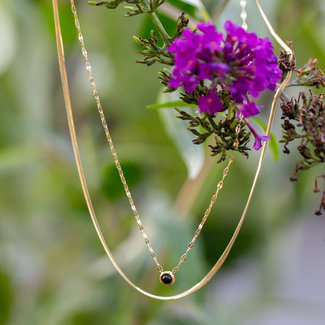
<box><xmin>52</xmin><ymin>0</ymin><xmax>293</xmax><ymax>300</ymax></box>
<box><xmin>72</xmin><ymin>0</ymin><xmax>242</xmax><ymax>285</ymax></box>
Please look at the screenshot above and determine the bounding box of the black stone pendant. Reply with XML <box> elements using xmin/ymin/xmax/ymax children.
<box><xmin>160</xmin><ymin>271</ymin><xmax>175</xmax><ymax>286</ymax></box>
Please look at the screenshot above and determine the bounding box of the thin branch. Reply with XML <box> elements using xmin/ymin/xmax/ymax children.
<box><xmin>148</xmin><ymin>11</ymin><xmax>171</xmax><ymax>45</ymax></box>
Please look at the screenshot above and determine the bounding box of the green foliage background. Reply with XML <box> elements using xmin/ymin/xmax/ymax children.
<box><xmin>0</xmin><ymin>0</ymin><xmax>324</xmax><ymax>324</ymax></box>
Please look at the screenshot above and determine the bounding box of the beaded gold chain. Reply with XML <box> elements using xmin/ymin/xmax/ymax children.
<box><xmin>53</xmin><ymin>0</ymin><xmax>293</xmax><ymax>299</ymax></box>
<box><xmin>70</xmin><ymin>0</ymin><xmax>242</xmax><ymax>285</ymax></box>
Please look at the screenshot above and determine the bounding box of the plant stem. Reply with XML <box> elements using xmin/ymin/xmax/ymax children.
<box><xmin>140</xmin><ymin>0</ymin><xmax>171</xmax><ymax>45</ymax></box>
<box><xmin>148</xmin><ymin>11</ymin><xmax>171</xmax><ymax>46</ymax></box>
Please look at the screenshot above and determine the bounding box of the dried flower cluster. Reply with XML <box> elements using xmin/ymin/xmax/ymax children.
<box><xmin>281</xmin><ymin>58</ymin><xmax>325</xmax><ymax>215</ymax></box>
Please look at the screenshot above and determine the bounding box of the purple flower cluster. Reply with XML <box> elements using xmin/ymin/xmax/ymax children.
<box><xmin>168</xmin><ymin>21</ymin><xmax>283</xmax><ymax>149</ymax></box>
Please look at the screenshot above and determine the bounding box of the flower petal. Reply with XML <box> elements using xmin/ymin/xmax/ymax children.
<box><xmin>198</xmin><ymin>92</ymin><xmax>224</xmax><ymax>114</ymax></box>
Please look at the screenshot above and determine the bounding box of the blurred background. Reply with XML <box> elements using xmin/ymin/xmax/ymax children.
<box><xmin>0</xmin><ymin>0</ymin><xmax>325</xmax><ymax>324</ymax></box>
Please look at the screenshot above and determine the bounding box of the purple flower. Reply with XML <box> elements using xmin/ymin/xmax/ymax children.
<box><xmin>168</xmin><ymin>21</ymin><xmax>282</xmax><ymax>118</ymax></box>
<box><xmin>245</xmin><ymin>119</ymin><xmax>270</xmax><ymax>150</ymax></box>
<box><xmin>238</xmin><ymin>102</ymin><xmax>263</xmax><ymax>118</ymax></box>
<box><xmin>198</xmin><ymin>92</ymin><xmax>224</xmax><ymax>114</ymax></box>
<box><xmin>253</xmin><ymin>133</ymin><xmax>270</xmax><ymax>150</ymax></box>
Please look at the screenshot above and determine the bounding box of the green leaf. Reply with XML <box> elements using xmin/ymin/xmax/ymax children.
<box><xmin>157</xmin><ymin>89</ymin><xmax>204</xmax><ymax>179</ymax></box>
<box><xmin>138</xmin><ymin>14</ymin><xmax>173</xmax><ymax>45</ymax></box>
<box><xmin>147</xmin><ymin>100</ymin><xmax>196</xmax><ymax>109</ymax></box>
<box><xmin>165</xmin><ymin>0</ymin><xmax>197</xmax><ymax>17</ymax></box>
<box><xmin>0</xmin><ymin>270</ymin><xmax>12</xmax><ymax>325</ymax></box>
<box><xmin>165</xmin><ymin>0</ymin><xmax>210</xmax><ymax>21</ymax></box>
<box><xmin>251</xmin><ymin>117</ymin><xmax>280</xmax><ymax>162</ymax></box>
<box><xmin>177</xmin><ymin>0</ymin><xmax>210</xmax><ymax>21</ymax></box>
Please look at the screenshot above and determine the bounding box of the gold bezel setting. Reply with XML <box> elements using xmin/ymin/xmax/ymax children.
<box><xmin>160</xmin><ymin>271</ymin><xmax>175</xmax><ymax>286</ymax></box>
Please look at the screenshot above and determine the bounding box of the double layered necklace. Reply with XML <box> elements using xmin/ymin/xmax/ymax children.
<box><xmin>52</xmin><ymin>0</ymin><xmax>292</xmax><ymax>300</ymax></box>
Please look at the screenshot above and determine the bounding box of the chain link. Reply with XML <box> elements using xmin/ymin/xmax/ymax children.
<box><xmin>240</xmin><ymin>0</ymin><xmax>248</xmax><ymax>31</ymax></box>
<box><xmin>70</xmin><ymin>1</ymin><xmax>165</xmax><ymax>272</ymax></box>
<box><xmin>172</xmin><ymin>117</ymin><xmax>242</xmax><ymax>274</ymax></box>
<box><xmin>70</xmin><ymin>0</ymin><xmax>241</xmax><ymax>275</ymax></box>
